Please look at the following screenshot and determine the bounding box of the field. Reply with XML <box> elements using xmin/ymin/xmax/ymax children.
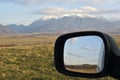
<box><xmin>0</xmin><ymin>34</ymin><xmax>117</xmax><ymax>80</ymax></box>
<box><xmin>65</xmin><ymin>64</ymin><xmax>97</xmax><ymax>73</ymax></box>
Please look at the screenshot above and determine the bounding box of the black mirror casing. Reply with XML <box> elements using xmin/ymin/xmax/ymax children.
<box><xmin>106</xmin><ymin>35</ymin><xmax>120</xmax><ymax>79</ymax></box>
<box><xmin>54</xmin><ymin>31</ymin><xmax>110</xmax><ymax>78</ymax></box>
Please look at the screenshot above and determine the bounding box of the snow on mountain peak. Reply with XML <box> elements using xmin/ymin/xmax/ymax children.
<box><xmin>41</xmin><ymin>14</ymin><xmax>96</xmax><ymax>20</ymax></box>
<box><xmin>41</xmin><ymin>15</ymin><xmax>58</xmax><ymax>20</ymax></box>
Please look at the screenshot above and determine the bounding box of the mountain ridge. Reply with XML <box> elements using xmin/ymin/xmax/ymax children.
<box><xmin>0</xmin><ymin>24</ymin><xmax>16</xmax><ymax>35</ymax></box>
<box><xmin>1</xmin><ymin>15</ymin><xmax>120</xmax><ymax>35</ymax></box>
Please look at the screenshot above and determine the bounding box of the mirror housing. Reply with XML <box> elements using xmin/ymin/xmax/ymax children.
<box><xmin>54</xmin><ymin>31</ymin><xmax>110</xmax><ymax>78</ymax></box>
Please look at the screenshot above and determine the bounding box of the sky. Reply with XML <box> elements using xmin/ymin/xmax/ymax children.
<box><xmin>64</xmin><ymin>36</ymin><xmax>105</xmax><ymax>66</ymax></box>
<box><xmin>1</xmin><ymin>0</ymin><xmax>120</xmax><ymax>25</ymax></box>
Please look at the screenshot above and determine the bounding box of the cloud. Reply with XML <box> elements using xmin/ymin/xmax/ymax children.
<box><xmin>95</xmin><ymin>9</ymin><xmax>120</xmax><ymax>14</ymax></box>
<box><xmin>76</xmin><ymin>0</ymin><xmax>120</xmax><ymax>6</ymax></box>
<box><xmin>2</xmin><ymin>0</ymin><xmax>120</xmax><ymax>20</ymax></box>
<box><xmin>34</xmin><ymin>7</ymin><xmax>120</xmax><ymax>16</ymax></box>
<box><xmin>70</xmin><ymin>37</ymin><xmax>78</xmax><ymax>44</ymax></box>
<box><xmin>0</xmin><ymin>0</ymin><xmax>84</xmax><ymax>5</ymax></box>
<box><xmin>1</xmin><ymin>0</ymin><xmax>120</xmax><ymax>6</ymax></box>
<box><xmin>33</xmin><ymin>7</ymin><xmax>97</xmax><ymax>17</ymax></box>
<box><xmin>0</xmin><ymin>0</ymin><xmax>85</xmax><ymax>5</ymax></box>
<box><xmin>35</xmin><ymin>7</ymin><xmax>97</xmax><ymax>15</ymax></box>
<box><xmin>36</xmin><ymin>8</ymin><xmax>67</xmax><ymax>15</ymax></box>
<box><xmin>33</xmin><ymin>7</ymin><xmax>120</xmax><ymax>20</ymax></box>
<box><xmin>67</xmin><ymin>52</ymin><xmax>83</xmax><ymax>58</ymax></box>
<box><xmin>0</xmin><ymin>0</ymin><xmax>53</xmax><ymax>5</ymax></box>
<box><xmin>81</xmin><ymin>46</ymin><xmax>97</xmax><ymax>50</ymax></box>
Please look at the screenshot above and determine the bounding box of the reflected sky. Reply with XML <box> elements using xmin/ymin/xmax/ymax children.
<box><xmin>64</xmin><ymin>36</ymin><xmax>105</xmax><ymax>65</ymax></box>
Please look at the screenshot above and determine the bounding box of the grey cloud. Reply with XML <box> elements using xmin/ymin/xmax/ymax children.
<box><xmin>0</xmin><ymin>0</ymin><xmax>83</xmax><ymax>5</ymax></box>
<box><xmin>0</xmin><ymin>0</ymin><xmax>120</xmax><ymax>6</ymax></box>
<box><xmin>35</xmin><ymin>8</ymin><xmax>67</xmax><ymax>15</ymax></box>
<box><xmin>33</xmin><ymin>7</ymin><xmax>120</xmax><ymax>16</ymax></box>
<box><xmin>78</xmin><ymin>0</ymin><xmax>120</xmax><ymax>6</ymax></box>
<box><xmin>81</xmin><ymin>46</ymin><xmax>97</xmax><ymax>50</ymax></box>
<box><xmin>33</xmin><ymin>7</ymin><xmax>97</xmax><ymax>16</ymax></box>
<box><xmin>67</xmin><ymin>52</ymin><xmax>83</xmax><ymax>58</ymax></box>
<box><xmin>0</xmin><ymin>0</ymin><xmax>57</xmax><ymax>5</ymax></box>
<box><xmin>96</xmin><ymin>9</ymin><xmax>120</xmax><ymax>14</ymax></box>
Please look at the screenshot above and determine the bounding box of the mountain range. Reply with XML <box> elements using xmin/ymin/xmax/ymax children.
<box><xmin>1</xmin><ymin>15</ymin><xmax>120</xmax><ymax>35</ymax></box>
<box><xmin>0</xmin><ymin>24</ymin><xmax>15</xmax><ymax>34</ymax></box>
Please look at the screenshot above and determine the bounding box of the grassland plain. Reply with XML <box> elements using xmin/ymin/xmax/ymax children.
<box><xmin>0</xmin><ymin>34</ymin><xmax>118</xmax><ymax>80</ymax></box>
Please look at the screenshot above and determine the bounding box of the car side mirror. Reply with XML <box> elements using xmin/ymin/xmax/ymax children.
<box><xmin>54</xmin><ymin>31</ymin><xmax>110</xmax><ymax>78</ymax></box>
<box><xmin>64</xmin><ymin>35</ymin><xmax>105</xmax><ymax>74</ymax></box>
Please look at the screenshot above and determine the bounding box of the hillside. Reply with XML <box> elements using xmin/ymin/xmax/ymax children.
<box><xmin>5</xmin><ymin>16</ymin><xmax>120</xmax><ymax>34</ymax></box>
<box><xmin>0</xmin><ymin>24</ymin><xmax>15</xmax><ymax>35</ymax></box>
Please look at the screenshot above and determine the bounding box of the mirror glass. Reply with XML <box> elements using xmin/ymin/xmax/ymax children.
<box><xmin>64</xmin><ymin>36</ymin><xmax>105</xmax><ymax>74</ymax></box>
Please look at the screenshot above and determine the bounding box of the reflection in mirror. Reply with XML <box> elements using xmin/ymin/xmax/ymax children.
<box><xmin>64</xmin><ymin>36</ymin><xmax>105</xmax><ymax>74</ymax></box>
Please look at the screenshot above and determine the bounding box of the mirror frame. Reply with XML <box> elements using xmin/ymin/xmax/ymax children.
<box><xmin>54</xmin><ymin>31</ymin><xmax>110</xmax><ymax>78</ymax></box>
<box><xmin>64</xmin><ymin>35</ymin><xmax>106</xmax><ymax>74</ymax></box>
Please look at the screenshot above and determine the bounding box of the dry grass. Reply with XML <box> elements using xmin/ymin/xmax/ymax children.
<box><xmin>0</xmin><ymin>35</ymin><xmax>57</xmax><ymax>48</ymax></box>
<box><xmin>0</xmin><ymin>34</ymin><xmax>117</xmax><ymax>80</ymax></box>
